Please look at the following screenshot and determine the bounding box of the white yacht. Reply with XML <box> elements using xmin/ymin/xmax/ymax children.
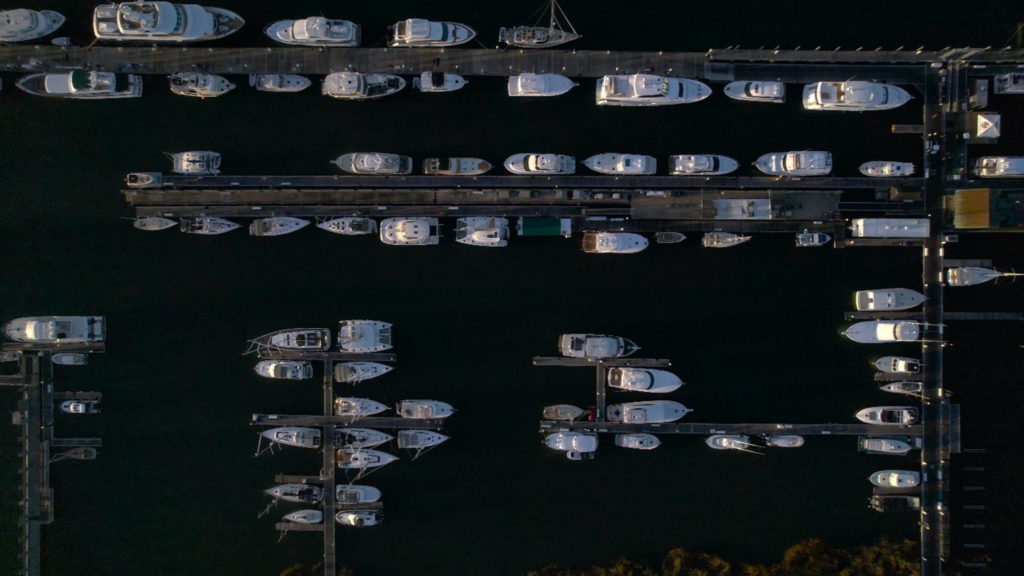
<box><xmin>133</xmin><ymin>217</ymin><xmax>177</xmax><ymax>231</ymax></box>
<box><xmin>802</xmin><ymin>81</ymin><xmax>912</xmax><ymax>111</ymax></box>
<box><xmin>669</xmin><ymin>155</ymin><xmax>739</xmax><ymax>175</ymax></box>
<box><xmin>397</xmin><ymin>430</ymin><xmax>449</xmax><ymax>450</ymax></box>
<box><xmin>388</xmin><ymin>18</ymin><xmax>476</xmax><ymax>47</ymax></box>
<box><xmin>52</xmin><ymin>353</ymin><xmax>88</xmax><ymax>366</ymax></box>
<box><xmin>337</xmin><ymin>448</ymin><xmax>398</xmax><ymax>469</ymax></box>
<box><xmin>249</xmin><ymin>217</ymin><xmax>310</xmax><ymax>237</ymax></box>
<box><xmin>859</xmin><ymin>436</ymin><xmax>912</xmax><ymax>455</ymax></box>
<box><xmin>261</xmin><ymin>427</ymin><xmax>321</xmax><ymax>448</ymax></box>
<box><xmin>397</xmin><ymin>400</ymin><xmax>455</xmax><ymax>419</ymax></box>
<box><xmin>169</xmin><ymin>151</ymin><xmax>220</xmax><ymax>175</ymax></box>
<box><xmin>706</xmin><ymin>435</ymin><xmax>750</xmax><ymax>450</ymax></box>
<box><xmin>504</xmin><ymin>153</ymin><xmax>575</xmax><ymax>175</ymax></box>
<box><xmin>702</xmin><ymin>232</ymin><xmax>751</xmax><ymax>248</ymax></box>
<box><xmin>870</xmin><ymin>470</ymin><xmax>920</xmax><ymax>488</ymax></box>
<box><xmin>60</xmin><ymin>400</ymin><xmax>101</xmax><ymax>414</ymax></box>
<box><xmin>875</xmin><ymin>356</ymin><xmax>920</xmax><ymax>374</ymax></box>
<box><xmin>336</xmin><ymin>511</ymin><xmax>380</xmax><ymax>527</ymax></box>
<box><xmin>168</xmin><ymin>72</ymin><xmax>235</xmax><ymax>98</ymax></box>
<box><xmin>92</xmin><ymin>3</ymin><xmax>244</xmax><ymax>42</ymax></box>
<box><xmin>283</xmin><ymin>510</ymin><xmax>323</xmax><ymax>524</ymax></box>
<box><xmin>322</xmin><ymin>72</ymin><xmax>406</xmax><ymax>100</ymax></box>
<box><xmin>754</xmin><ymin>151</ymin><xmax>833</xmax><ymax>176</ymax></box>
<box><xmin>413</xmin><ymin>72</ymin><xmax>467</xmax><ymax>92</ymax></box>
<box><xmin>333</xmin><ymin>153</ymin><xmax>413</xmax><ymax>175</ymax></box>
<box><xmin>334</xmin><ymin>362</ymin><xmax>393</xmax><ymax>384</ymax></box>
<box><xmin>499</xmin><ymin>0</ymin><xmax>579</xmax><ymax>48</ymax></box>
<box><xmin>249</xmin><ymin>74</ymin><xmax>311</xmax><ymax>93</ymax></box>
<box><xmin>317</xmin><ymin>217</ymin><xmax>377</xmax><ymax>236</ymax></box>
<box><xmin>265</xmin><ymin>484</ymin><xmax>322</xmax><ymax>504</ymax></box>
<box><xmin>337</xmin><ymin>428</ymin><xmax>393</xmax><ymax>449</ymax></box>
<box><xmin>542</xmin><ymin>404</ymin><xmax>584</xmax><ymax>421</ymax></box>
<box><xmin>607</xmin><ymin>367</ymin><xmax>683</xmax><ymax>393</ymax></box>
<box><xmin>335</xmin><ymin>484</ymin><xmax>381</xmax><ymax>504</ymax></box>
<box><xmin>795</xmin><ymin>230</ymin><xmax>831</xmax><ymax>247</ymax></box>
<box><xmin>614</xmin><ymin>433</ymin><xmax>661</xmax><ymax>450</ymax></box>
<box><xmin>334</xmin><ymin>397</ymin><xmax>388</xmax><ymax>418</ymax></box>
<box><xmin>607</xmin><ymin>401</ymin><xmax>691</xmax><ymax>423</ymax></box>
<box><xmin>723</xmin><ymin>80</ymin><xmax>785</xmax><ymax>103</ymax></box>
<box><xmin>1</xmin><ymin>9</ymin><xmax>65</xmax><ymax>42</ymax></box>
<box><xmin>973</xmin><ymin>156</ymin><xmax>1024</xmax><ymax>178</ymax></box>
<box><xmin>507</xmin><ymin>73</ymin><xmax>576</xmax><ymax>97</ymax></box>
<box><xmin>856</xmin><ymin>406</ymin><xmax>918</xmax><ymax>425</ymax></box>
<box><xmin>264</xmin><ymin>16</ymin><xmax>359</xmax><ymax>47</ymax></box>
<box><xmin>545</xmin><ymin>432</ymin><xmax>598</xmax><ymax>460</ymax></box>
<box><xmin>765</xmin><ymin>435</ymin><xmax>805</xmax><ymax>448</ymax></box>
<box><xmin>423</xmin><ymin>157</ymin><xmax>491</xmax><ymax>175</ymax></box>
<box><xmin>854</xmin><ymin>288</ymin><xmax>925</xmax><ymax>311</ymax></box>
<box><xmin>338</xmin><ymin>320</ymin><xmax>392</xmax><ymax>353</ymax></box>
<box><xmin>583</xmin><ymin>153</ymin><xmax>656</xmax><ymax>175</ymax></box>
<box><xmin>254</xmin><ymin>360</ymin><xmax>313</xmax><ymax>380</ymax></box>
<box><xmin>456</xmin><ymin>217</ymin><xmax>510</xmax><ymax>248</ymax></box>
<box><xmin>559</xmin><ymin>334</ymin><xmax>638</xmax><ymax>358</ymax></box>
<box><xmin>596</xmin><ymin>74</ymin><xmax>711</xmax><ymax>106</ymax></box>
<box><xmin>180</xmin><ymin>217</ymin><xmax>240</xmax><ymax>235</ymax></box>
<box><xmin>947</xmin><ymin>267</ymin><xmax>1023</xmax><ymax>287</ymax></box>
<box><xmin>3</xmin><ymin>317</ymin><xmax>105</xmax><ymax>343</ymax></box>
<box><xmin>16</xmin><ymin>70</ymin><xmax>143</xmax><ymax>99</ymax></box>
<box><xmin>261</xmin><ymin>328</ymin><xmax>331</xmax><ymax>351</ymax></box>
<box><xmin>379</xmin><ymin>218</ymin><xmax>440</xmax><ymax>246</ymax></box>
<box><xmin>880</xmin><ymin>382</ymin><xmax>922</xmax><ymax>396</ymax></box>
<box><xmin>843</xmin><ymin>321</ymin><xmax>920</xmax><ymax>344</ymax></box>
<box><xmin>860</xmin><ymin>161</ymin><xmax>915</xmax><ymax>177</ymax></box>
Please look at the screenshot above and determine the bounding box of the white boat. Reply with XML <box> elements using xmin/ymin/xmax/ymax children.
<box><xmin>607</xmin><ymin>401</ymin><xmax>691</xmax><ymax>423</ymax></box>
<box><xmin>283</xmin><ymin>510</ymin><xmax>323</xmax><ymax>524</ymax></box>
<box><xmin>1</xmin><ymin>9</ymin><xmax>65</xmax><ymax>42</ymax></box>
<box><xmin>669</xmin><ymin>155</ymin><xmax>738</xmax><ymax>175</ymax></box>
<box><xmin>843</xmin><ymin>321</ymin><xmax>920</xmax><ymax>344</ymax></box>
<box><xmin>880</xmin><ymin>382</ymin><xmax>923</xmax><ymax>395</ymax></box>
<box><xmin>333</xmin><ymin>153</ymin><xmax>412</xmax><ymax>175</ymax></box>
<box><xmin>16</xmin><ymin>70</ymin><xmax>143</xmax><ymax>99</ymax></box>
<box><xmin>860</xmin><ymin>161</ymin><xmax>915</xmax><ymax>177</ymax></box>
<box><xmin>51</xmin><ymin>37</ymin><xmax>70</xmax><ymax>46</ymax></box>
<box><xmin>423</xmin><ymin>157</ymin><xmax>491</xmax><ymax>176</ymax></box>
<box><xmin>504</xmin><ymin>153</ymin><xmax>575</xmax><ymax>175</ymax></box>
<box><xmin>168</xmin><ymin>151</ymin><xmax>220</xmax><ymax>175</ymax></box>
<box><xmin>542</xmin><ymin>404</ymin><xmax>584</xmax><ymax>421</ymax></box>
<box><xmin>456</xmin><ymin>217</ymin><xmax>510</xmax><ymax>248</ymax></box>
<box><xmin>52</xmin><ymin>353</ymin><xmax>88</xmax><ymax>366</ymax></box>
<box><xmin>973</xmin><ymin>156</ymin><xmax>1024</xmax><ymax>178</ymax></box>
<box><xmin>388</xmin><ymin>18</ymin><xmax>476</xmax><ymax>47</ymax></box>
<box><xmin>507</xmin><ymin>73</ymin><xmax>576</xmax><ymax>97</ymax></box>
<box><xmin>133</xmin><ymin>217</ymin><xmax>176</xmax><ymax>232</ymax></box>
<box><xmin>856</xmin><ymin>406</ymin><xmax>918</xmax><ymax>425</ymax></box>
<box><xmin>0</xmin><ymin>351</ymin><xmax>21</xmax><ymax>363</ymax></box>
<box><xmin>264</xmin><ymin>17</ymin><xmax>360</xmax><ymax>47</ymax></box>
<box><xmin>545</xmin><ymin>432</ymin><xmax>598</xmax><ymax>460</ymax></box>
<box><xmin>582</xmin><ymin>232</ymin><xmax>649</xmax><ymax>254</ymax></box>
<box><xmin>607</xmin><ymin>367</ymin><xmax>683</xmax><ymax>393</ymax></box>
<box><xmin>596</xmin><ymin>74</ymin><xmax>712</xmax><ymax>106</ymax></box>
<box><xmin>168</xmin><ymin>72</ymin><xmax>235</xmax><ymax>98</ymax></box>
<box><xmin>702</xmin><ymin>232</ymin><xmax>751</xmax><ymax>248</ymax></box>
<box><xmin>249</xmin><ymin>217</ymin><xmax>309</xmax><ymax>237</ymax></box>
<box><xmin>333</xmin><ymin>362</ymin><xmax>393</xmax><ymax>384</ymax></box>
<box><xmin>317</xmin><ymin>217</ymin><xmax>377</xmax><ymax>235</ymax></box>
<box><xmin>334</xmin><ymin>397</ymin><xmax>388</xmax><ymax>417</ymax></box>
<box><xmin>337</xmin><ymin>428</ymin><xmax>393</xmax><ymax>448</ymax></box>
<box><xmin>338</xmin><ymin>320</ymin><xmax>392</xmax><ymax>353</ymax></box>
<box><xmin>802</xmin><ymin>81</ymin><xmax>912</xmax><ymax>111</ymax></box>
<box><xmin>265</xmin><ymin>484</ymin><xmax>322</xmax><ymax>503</ymax></box>
<box><xmin>337</xmin><ymin>448</ymin><xmax>398</xmax><ymax>469</ymax></box>
<box><xmin>859</xmin><ymin>436</ymin><xmax>912</xmax><ymax>455</ymax></box>
<box><xmin>795</xmin><ymin>230</ymin><xmax>831</xmax><ymax>247</ymax></box>
<box><xmin>3</xmin><ymin>316</ymin><xmax>105</xmax><ymax>343</ymax></box>
<box><xmin>413</xmin><ymin>72</ymin><xmax>466</xmax><ymax>92</ymax></box>
<box><xmin>754</xmin><ymin>151</ymin><xmax>832</xmax><ymax>176</ymax></box>
<box><xmin>397</xmin><ymin>400</ymin><xmax>455</xmax><ymax>419</ymax></box>
<box><xmin>261</xmin><ymin>427</ymin><xmax>321</xmax><ymax>448</ymax></box>
<box><xmin>583</xmin><ymin>153</ymin><xmax>656</xmax><ymax>175</ymax></box>
<box><xmin>656</xmin><ymin>232</ymin><xmax>686</xmax><ymax>244</ymax></box>
<box><xmin>254</xmin><ymin>360</ymin><xmax>312</xmax><ymax>380</ymax></box>
<box><xmin>875</xmin><ymin>356</ymin><xmax>920</xmax><ymax>374</ymax></box>
<box><xmin>870</xmin><ymin>470</ymin><xmax>920</xmax><ymax>488</ymax></box>
<box><xmin>995</xmin><ymin>72</ymin><xmax>1024</xmax><ymax>94</ymax></box>
<box><xmin>335</xmin><ymin>511</ymin><xmax>379</xmax><ymax>527</ymax></box>
<box><xmin>723</xmin><ymin>81</ymin><xmax>785</xmax><ymax>103</ymax></box>
<box><xmin>379</xmin><ymin>218</ymin><xmax>440</xmax><ymax>246</ymax></box>
<box><xmin>765</xmin><ymin>435</ymin><xmax>804</xmax><ymax>448</ymax></box>
<box><xmin>249</xmin><ymin>74</ymin><xmax>311</xmax><ymax>93</ymax></box>
<box><xmin>322</xmin><ymin>72</ymin><xmax>405</xmax><ymax>100</ymax></box>
<box><xmin>397</xmin><ymin>430</ymin><xmax>449</xmax><ymax>450</ymax></box>
<box><xmin>854</xmin><ymin>288</ymin><xmax>925</xmax><ymax>311</ymax></box>
<box><xmin>335</xmin><ymin>484</ymin><xmax>381</xmax><ymax>504</ymax></box>
<box><xmin>60</xmin><ymin>400</ymin><xmax>100</xmax><ymax>414</ymax></box>
<box><xmin>499</xmin><ymin>0</ymin><xmax>579</xmax><ymax>48</ymax></box>
<box><xmin>125</xmin><ymin>173</ymin><xmax>162</xmax><ymax>188</ymax></box>
<box><xmin>559</xmin><ymin>334</ymin><xmax>638</xmax><ymax>358</ymax></box>
<box><xmin>259</xmin><ymin>328</ymin><xmax>331</xmax><ymax>351</ymax></box>
<box><xmin>706</xmin><ymin>435</ymin><xmax>750</xmax><ymax>450</ymax></box>
<box><xmin>614</xmin><ymin>433</ymin><xmax>661</xmax><ymax>450</ymax></box>
<box><xmin>946</xmin><ymin>267</ymin><xmax>1023</xmax><ymax>287</ymax></box>
<box><xmin>93</xmin><ymin>3</ymin><xmax>243</xmax><ymax>42</ymax></box>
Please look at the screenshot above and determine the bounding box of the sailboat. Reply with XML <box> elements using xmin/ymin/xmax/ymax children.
<box><xmin>499</xmin><ymin>0</ymin><xmax>579</xmax><ymax>49</ymax></box>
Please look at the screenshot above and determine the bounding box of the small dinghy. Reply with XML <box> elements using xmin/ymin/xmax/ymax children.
<box><xmin>333</xmin><ymin>362</ymin><xmax>393</xmax><ymax>384</ymax></box>
<box><xmin>860</xmin><ymin>161</ymin><xmax>915</xmax><ymax>177</ymax></box>
<box><xmin>614</xmin><ymin>433</ymin><xmax>661</xmax><ymax>450</ymax></box>
<box><xmin>702</xmin><ymin>232</ymin><xmax>751</xmax><ymax>248</ymax></box>
<box><xmin>880</xmin><ymin>382</ymin><xmax>923</xmax><ymax>395</ymax></box>
<box><xmin>249</xmin><ymin>74</ymin><xmax>311</xmax><ymax>93</ymax></box>
<box><xmin>412</xmin><ymin>71</ymin><xmax>467</xmax><ymax>92</ymax></box>
<box><xmin>133</xmin><ymin>217</ymin><xmax>176</xmax><ymax>231</ymax></box>
<box><xmin>796</xmin><ymin>230</ymin><xmax>830</xmax><ymax>247</ymax></box>
<box><xmin>317</xmin><ymin>217</ymin><xmax>377</xmax><ymax>236</ymax></box>
<box><xmin>249</xmin><ymin>217</ymin><xmax>309</xmax><ymax>237</ymax></box>
<box><xmin>656</xmin><ymin>232</ymin><xmax>686</xmax><ymax>244</ymax></box>
<box><xmin>336</xmin><ymin>428</ymin><xmax>393</xmax><ymax>449</ymax></box>
<box><xmin>542</xmin><ymin>404</ymin><xmax>584</xmax><ymax>421</ymax></box>
<box><xmin>169</xmin><ymin>73</ymin><xmax>235</xmax><ymax>98</ymax></box>
<box><xmin>283</xmin><ymin>510</ymin><xmax>323</xmax><ymax>524</ymax></box>
<box><xmin>52</xmin><ymin>353</ymin><xmax>88</xmax><ymax>366</ymax></box>
<box><xmin>764</xmin><ymin>435</ymin><xmax>804</xmax><ymax>448</ymax></box>
<box><xmin>334</xmin><ymin>397</ymin><xmax>388</xmax><ymax>417</ymax></box>
<box><xmin>60</xmin><ymin>400</ymin><xmax>100</xmax><ymax>414</ymax></box>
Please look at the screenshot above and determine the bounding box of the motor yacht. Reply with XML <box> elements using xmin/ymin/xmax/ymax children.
<box><xmin>397</xmin><ymin>430</ymin><xmax>449</xmax><ymax>450</ymax></box>
<box><xmin>702</xmin><ymin>232</ymin><xmax>751</xmax><ymax>248</ymax></box>
<box><xmin>133</xmin><ymin>217</ymin><xmax>176</xmax><ymax>231</ymax></box>
<box><xmin>559</xmin><ymin>334</ymin><xmax>638</xmax><ymax>358</ymax></box>
<box><xmin>336</xmin><ymin>511</ymin><xmax>380</xmax><ymax>527</ymax></box>
<box><xmin>880</xmin><ymin>382</ymin><xmax>923</xmax><ymax>395</ymax></box>
<box><xmin>334</xmin><ymin>362</ymin><xmax>393</xmax><ymax>384</ymax></box>
<box><xmin>499</xmin><ymin>0</ymin><xmax>579</xmax><ymax>48</ymax></box>
<box><xmin>168</xmin><ymin>151</ymin><xmax>220</xmax><ymax>174</ymax></box>
<box><xmin>854</xmin><ymin>288</ymin><xmax>925</xmax><ymax>311</ymax></box>
<box><xmin>338</xmin><ymin>320</ymin><xmax>392</xmax><ymax>352</ymax></box>
<box><xmin>596</xmin><ymin>74</ymin><xmax>711</xmax><ymax>106</ymax></box>
<box><xmin>607</xmin><ymin>367</ymin><xmax>683</xmax><ymax>393</ymax></box>
<box><xmin>875</xmin><ymin>356</ymin><xmax>920</xmax><ymax>374</ymax></box>
<box><xmin>397</xmin><ymin>400</ymin><xmax>455</xmax><ymax>419</ymax></box>
<box><xmin>754</xmin><ymin>151</ymin><xmax>832</xmax><ymax>176</ymax></box>
<box><xmin>795</xmin><ymin>230</ymin><xmax>831</xmax><ymax>247</ymax></box>
<box><xmin>125</xmin><ymin>173</ymin><xmax>162</xmax><ymax>188</ymax></box>
<box><xmin>456</xmin><ymin>217</ymin><xmax>510</xmax><ymax>247</ymax></box>
<box><xmin>706</xmin><ymin>435</ymin><xmax>750</xmax><ymax>450</ymax></box>
<box><xmin>179</xmin><ymin>217</ymin><xmax>239</xmax><ymax>235</ymax></box>
<box><xmin>870</xmin><ymin>470</ymin><xmax>920</xmax><ymax>488</ymax></box>
<box><xmin>583</xmin><ymin>153</ymin><xmax>656</xmax><ymax>175</ymax></box>
<box><xmin>249</xmin><ymin>74</ymin><xmax>311</xmax><ymax>93</ymax></box>
<box><xmin>92</xmin><ymin>3</ymin><xmax>244</xmax><ymax>42</ymax></box>
<box><xmin>859</xmin><ymin>436</ymin><xmax>912</xmax><ymax>455</ymax></box>
<box><xmin>16</xmin><ymin>70</ymin><xmax>143</xmax><ymax>99</ymax></box>
<box><xmin>504</xmin><ymin>153</ymin><xmax>575</xmax><ymax>175</ymax></box>
<box><xmin>1</xmin><ymin>9</ymin><xmax>65</xmax><ymax>42</ymax></box>
<box><xmin>337</xmin><ymin>428</ymin><xmax>393</xmax><ymax>449</ymax></box>
<box><xmin>545</xmin><ymin>432</ymin><xmax>598</xmax><ymax>460</ymax></box>
<box><xmin>802</xmin><ymin>81</ymin><xmax>912</xmax><ymax>111</ymax></box>
<box><xmin>336</xmin><ymin>485</ymin><xmax>381</xmax><ymax>504</ymax></box>
<box><xmin>669</xmin><ymin>154</ymin><xmax>738</xmax><ymax>175</ymax></box>
<box><xmin>947</xmin><ymin>267</ymin><xmax>1022</xmax><ymax>287</ymax></box>
<box><xmin>337</xmin><ymin>448</ymin><xmax>398</xmax><ymax>469</ymax></box>
<box><xmin>507</xmin><ymin>73</ymin><xmax>576</xmax><ymax>97</ymax></box>
<box><xmin>843</xmin><ymin>321</ymin><xmax>920</xmax><ymax>343</ymax></box>
<box><xmin>283</xmin><ymin>510</ymin><xmax>323</xmax><ymax>524</ymax></box>
<box><xmin>260</xmin><ymin>328</ymin><xmax>331</xmax><ymax>351</ymax></box>
<box><xmin>723</xmin><ymin>80</ymin><xmax>785</xmax><ymax>103</ymax></box>
<box><xmin>860</xmin><ymin>161</ymin><xmax>915</xmax><ymax>177</ymax></box>
<box><xmin>973</xmin><ymin>156</ymin><xmax>1024</xmax><ymax>178</ymax></box>
<box><xmin>379</xmin><ymin>217</ymin><xmax>440</xmax><ymax>246</ymax></box>
<box><xmin>168</xmin><ymin>72</ymin><xmax>235</xmax><ymax>98</ymax></box>
<box><xmin>52</xmin><ymin>353</ymin><xmax>88</xmax><ymax>366</ymax></box>
<box><xmin>249</xmin><ymin>217</ymin><xmax>310</xmax><ymax>237</ymax></box>
<box><xmin>264</xmin><ymin>16</ymin><xmax>359</xmax><ymax>47</ymax></box>
<box><xmin>413</xmin><ymin>72</ymin><xmax>466</xmax><ymax>92</ymax></box>
<box><xmin>542</xmin><ymin>404</ymin><xmax>584</xmax><ymax>421</ymax></box>
<box><xmin>388</xmin><ymin>18</ymin><xmax>476</xmax><ymax>47</ymax></box>
<box><xmin>423</xmin><ymin>157</ymin><xmax>491</xmax><ymax>175</ymax></box>
<box><xmin>765</xmin><ymin>435</ymin><xmax>805</xmax><ymax>448</ymax></box>
<box><xmin>3</xmin><ymin>316</ymin><xmax>105</xmax><ymax>343</ymax></box>
<box><xmin>656</xmin><ymin>232</ymin><xmax>686</xmax><ymax>244</ymax></box>
<box><xmin>60</xmin><ymin>400</ymin><xmax>101</xmax><ymax>414</ymax></box>
<box><xmin>261</xmin><ymin>427</ymin><xmax>321</xmax><ymax>448</ymax></box>
<box><xmin>334</xmin><ymin>397</ymin><xmax>388</xmax><ymax>418</ymax></box>
<box><xmin>254</xmin><ymin>360</ymin><xmax>312</xmax><ymax>380</ymax></box>
<box><xmin>333</xmin><ymin>153</ymin><xmax>412</xmax><ymax>175</ymax></box>
<box><xmin>265</xmin><ymin>484</ymin><xmax>322</xmax><ymax>503</ymax></box>
<box><xmin>856</xmin><ymin>406</ymin><xmax>918</xmax><ymax>425</ymax></box>
<box><xmin>317</xmin><ymin>217</ymin><xmax>377</xmax><ymax>235</ymax></box>
<box><xmin>607</xmin><ymin>401</ymin><xmax>691</xmax><ymax>423</ymax></box>
<box><xmin>322</xmin><ymin>72</ymin><xmax>405</xmax><ymax>100</ymax></box>
<box><xmin>614</xmin><ymin>433</ymin><xmax>661</xmax><ymax>450</ymax></box>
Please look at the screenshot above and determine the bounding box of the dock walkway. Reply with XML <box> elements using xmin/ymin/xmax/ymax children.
<box><xmin>539</xmin><ymin>421</ymin><xmax>924</xmax><ymax>436</ymax></box>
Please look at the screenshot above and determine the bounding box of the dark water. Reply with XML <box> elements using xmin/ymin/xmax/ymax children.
<box><xmin>2</xmin><ymin>1</ymin><xmax>1024</xmax><ymax>575</ymax></box>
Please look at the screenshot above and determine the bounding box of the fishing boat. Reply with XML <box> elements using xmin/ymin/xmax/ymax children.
<box><xmin>254</xmin><ymin>360</ymin><xmax>312</xmax><ymax>380</ymax></box>
<box><xmin>507</xmin><ymin>73</ymin><xmax>576</xmax><ymax>97</ymax></box>
<box><xmin>875</xmin><ymin>356</ymin><xmax>920</xmax><ymax>374</ymax></box>
<box><xmin>859</xmin><ymin>161</ymin><xmax>915</xmax><ymax>177</ymax></box>
<box><xmin>60</xmin><ymin>400</ymin><xmax>101</xmax><ymax>414</ymax></box>
<box><xmin>869</xmin><ymin>470</ymin><xmax>920</xmax><ymax>488</ymax></box>
<box><xmin>802</xmin><ymin>81</ymin><xmax>912</xmax><ymax>111</ymax></box>
<box><xmin>16</xmin><ymin>70</ymin><xmax>143</xmax><ymax>99</ymax></box>
<box><xmin>283</xmin><ymin>510</ymin><xmax>323</xmax><ymax>524</ymax></box>
<box><xmin>413</xmin><ymin>72</ymin><xmax>466</xmax><ymax>92</ymax></box>
<box><xmin>856</xmin><ymin>406</ymin><xmax>918</xmax><ymax>425</ymax></box>
<box><xmin>545</xmin><ymin>432</ymin><xmax>598</xmax><ymax>460</ymax></box>
<box><xmin>396</xmin><ymin>400</ymin><xmax>455</xmax><ymax>419</ymax></box>
<box><xmin>264</xmin><ymin>16</ymin><xmax>360</xmax><ymax>47</ymax></box>
<box><xmin>842</xmin><ymin>321</ymin><xmax>920</xmax><ymax>344</ymax></box>
<box><xmin>333</xmin><ymin>153</ymin><xmax>412</xmax><ymax>175</ymax></box>
<box><xmin>854</xmin><ymin>288</ymin><xmax>925</xmax><ymax>311</ymax></box>
<box><xmin>499</xmin><ymin>0</ymin><xmax>579</xmax><ymax>48</ymax></box>
<box><xmin>168</xmin><ymin>72</ymin><xmax>234</xmax><ymax>98</ymax></box>
<box><xmin>249</xmin><ymin>217</ymin><xmax>309</xmax><ymax>237</ymax></box>
<box><xmin>582</xmin><ymin>232</ymin><xmax>648</xmax><ymax>254</ymax></box>
<box><xmin>379</xmin><ymin>218</ymin><xmax>441</xmax><ymax>246</ymax></box>
<box><xmin>796</xmin><ymin>230</ymin><xmax>831</xmax><ymax>247</ymax></box>
<box><xmin>336</xmin><ymin>428</ymin><xmax>393</xmax><ymax>449</ymax></box>
<box><xmin>334</xmin><ymin>397</ymin><xmax>388</xmax><ymax>417</ymax></box>
<box><xmin>335</xmin><ymin>511</ymin><xmax>380</xmax><ymax>527</ymax></box>
<box><xmin>456</xmin><ymin>217</ymin><xmax>510</xmax><ymax>248</ymax></box>
<box><xmin>607</xmin><ymin>367</ymin><xmax>683</xmax><ymax>393</ymax></box>
<box><xmin>504</xmin><ymin>153</ymin><xmax>575</xmax><ymax>175</ymax></box>
<box><xmin>52</xmin><ymin>353</ymin><xmax>88</xmax><ymax>366</ymax></box>
<box><xmin>92</xmin><ymin>3</ymin><xmax>244</xmax><ymax>42</ymax></box>
<box><xmin>946</xmin><ymin>267</ymin><xmax>1023</xmax><ymax>287</ymax></box>
<box><xmin>3</xmin><ymin>317</ymin><xmax>105</xmax><ymax>344</ymax></box>
<box><xmin>335</xmin><ymin>485</ymin><xmax>381</xmax><ymax>504</ymax></box>
<box><xmin>583</xmin><ymin>153</ymin><xmax>656</xmax><ymax>175</ymax></box>
<box><xmin>249</xmin><ymin>74</ymin><xmax>311</xmax><ymax>93</ymax></box>
<box><xmin>423</xmin><ymin>157</ymin><xmax>491</xmax><ymax>175</ymax></box>
<box><xmin>559</xmin><ymin>334</ymin><xmax>638</xmax><ymax>358</ymax></box>
<box><xmin>168</xmin><ymin>151</ymin><xmax>220</xmax><ymax>174</ymax></box>
<box><xmin>261</xmin><ymin>427</ymin><xmax>321</xmax><ymax>448</ymax></box>
<box><xmin>388</xmin><ymin>18</ymin><xmax>476</xmax><ymax>47</ymax></box>
<box><xmin>614</xmin><ymin>433</ymin><xmax>661</xmax><ymax>450</ymax></box>
<box><xmin>754</xmin><ymin>151</ymin><xmax>832</xmax><ymax>176</ymax></box>
<box><xmin>702</xmin><ymin>232</ymin><xmax>751</xmax><ymax>248</ymax></box>
<box><xmin>656</xmin><ymin>232</ymin><xmax>686</xmax><ymax>244</ymax></box>
<box><xmin>880</xmin><ymin>382</ymin><xmax>923</xmax><ymax>395</ymax></box>
<box><xmin>333</xmin><ymin>362</ymin><xmax>393</xmax><ymax>384</ymax></box>
<box><xmin>706</xmin><ymin>435</ymin><xmax>750</xmax><ymax>450</ymax></box>
<box><xmin>265</xmin><ymin>484</ymin><xmax>322</xmax><ymax>503</ymax></box>
<box><xmin>723</xmin><ymin>81</ymin><xmax>785</xmax><ymax>103</ymax></box>
<box><xmin>669</xmin><ymin>155</ymin><xmax>738</xmax><ymax>175</ymax></box>
<box><xmin>973</xmin><ymin>156</ymin><xmax>1024</xmax><ymax>178</ymax></box>
<box><xmin>764</xmin><ymin>435</ymin><xmax>805</xmax><ymax>448</ymax></box>
<box><xmin>338</xmin><ymin>320</ymin><xmax>392</xmax><ymax>353</ymax></box>
<box><xmin>1</xmin><ymin>9</ymin><xmax>65</xmax><ymax>42</ymax></box>
<box><xmin>337</xmin><ymin>448</ymin><xmax>398</xmax><ymax>469</ymax></box>
<box><xmin>253</xmin><ymin>328</ymin><xmax>331</xmax><ymax>352</ymax></box>
<box><xmin>607</xmin><ymin>401</ymin><xmax>691</xmax><ymax>424</ymax></box>
<box><xmin>542</xmin><ymin>404</ymin><xmax>584</xmax><ymax>421</ymax></box>
<box><xmin>859</xmin><ymin>436</ymin><xmax>912</xmax><ymax>455</ymax></box>
<box><xmin>322</xmin><ymin>72</ymin><xmax>405</xmax><ymax>100</ymax></box>
<box><xmin>317</xmin><ymin>217</ymin><xmax>377</xmax><ymax>235</ymax></box>
<box><xmin>596</xmin><ymin>74</ymin><xmax>711</xmax><ymax>106</ymax></box>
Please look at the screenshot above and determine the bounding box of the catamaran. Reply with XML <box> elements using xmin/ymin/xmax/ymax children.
<box><xmin>545</xmin><ymin>432</ymin><xmax>598</xmax><ymax>460</ymax></box>
<box><xmin>456</xmin><ymin>217</ymin><xmax>510</xmax><ymax>248</ymax></box>
<box><xmin>499</xmin><ymin>0</ymin><xmax>579</xmax><ymax>48</ymax></box>
<box><xmin>338</xmin><ymin>320</ymin><xmax>392</xmax><ymax>353</ymax></box>
<box><xmin>380</xmin><ymin>218</ymin><xmax>440</xmax><ymax>246</ymax></box>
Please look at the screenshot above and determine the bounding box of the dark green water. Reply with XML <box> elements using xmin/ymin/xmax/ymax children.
<box><xmin>2</xmin><ymin>1</ymin><xmax>1024</xmax><ymax>574</ymax></box>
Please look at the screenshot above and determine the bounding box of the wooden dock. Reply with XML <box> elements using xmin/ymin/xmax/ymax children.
<box><xmin>844</xmin><ymin>311</ymin><xmax>1023</xmax><ymax>321</ymax></box>
<box><xmin>532</xmin><ymin>357</ymin><xmax>672</xmax><ymax>367</ymax></box>
<box><xmin>539</xmin><ymin>420</ymin><xmax>925</xmax><ymax>436</ymax></box>
<box><xmin>252</xmin><ymin>415</ymin><xmax>444</xmax><ymax>429</ymax></box>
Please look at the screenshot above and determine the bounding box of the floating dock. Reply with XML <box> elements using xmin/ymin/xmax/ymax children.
<box><xmin>539</xmin><ymin>420</ymin><xmax>925</xmax><ymax>436</ymax></box>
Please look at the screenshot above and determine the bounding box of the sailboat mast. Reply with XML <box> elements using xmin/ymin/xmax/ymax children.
<box><xmin>549</xmin><ymin>0</ymin><xmax>557</xmax><ymax>29</ymax></box>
